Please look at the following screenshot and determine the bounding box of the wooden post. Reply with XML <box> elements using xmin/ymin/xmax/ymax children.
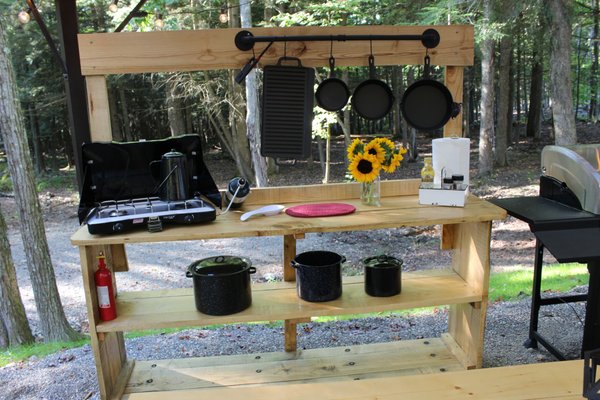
<box><xmin>446</xmin><ymin>221</ymin><xmax>492</xmax><ymax>369</ymax></box>
<box><xmin>85</xmin><ymin>75</ymin><xmax>112</xmax><ymax>142</ymax></box>
<box><xmin>443</xmin><ymin>66</ymin><xmax>464</xmax><ymax>137</ymax></box>
<box><xmin>80</xmin><ymin>246</ymin><xmax>129</xmax><ymax>399</ymax></box>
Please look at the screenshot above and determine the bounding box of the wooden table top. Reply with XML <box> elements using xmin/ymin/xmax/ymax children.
<box><xmin>71</xmin><ymin>182</ymin><xmax>506</xmax><ymax>246</ymax></box>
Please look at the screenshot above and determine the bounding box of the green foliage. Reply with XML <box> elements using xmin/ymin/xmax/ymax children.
<box><xmin>0</xmin><ymin>337</ymin><xmax>90</xmax><ymax>368</ymax></box>
<box><xmin>489</xmin><ymin>263</ymin><xmax>588</xmax><ymax>302</ymax></box>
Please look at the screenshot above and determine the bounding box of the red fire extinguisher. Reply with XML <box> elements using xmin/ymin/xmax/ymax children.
<box><xmin>95</xmin><ymin>252</ymin><xmax>117</xmax><ymax>321</ymax></box>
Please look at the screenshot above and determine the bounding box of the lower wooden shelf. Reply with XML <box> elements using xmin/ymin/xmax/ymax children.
<box><xmin>122</xmin><ymin>338</ymin><xmax>465</xmax><ymax>399</ymax></box>
<box><xmin>121</xmin><ymin>357</ymin><xmax>583</xmax><ymax>400</ymax></box>
<box><xmin>97</xmin><ymin>270</ymin><xmax>482</xmax><ymax>333</ymax></box>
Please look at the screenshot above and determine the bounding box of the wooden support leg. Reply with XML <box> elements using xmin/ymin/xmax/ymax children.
<box><xmin>283</xmin><ymin>234</ymin><xmax>308</xmax><ymax>351</ymax></box>
<box><xmin>440</xmin><ymin>224</ymin><xmax>457</xmax><ymax>250</ymax></box>
<box><xmin>284</xmin><ymin>318</ymin><xmax>311</xmax><ymax>352</ymax></box>
<box><xmin>283</xmin><ymin>234</ymin><xmax>297</xmax><ymax>282</ymax></box>
<box><xmin>80</xmin><ymin>245</ymin><xmax>131</xmax><ymax>399</ymax></box>
<box><xmin>447</xmin><ymin>221</ymin><xmax>491</xmax><ymax>369</ymax></box>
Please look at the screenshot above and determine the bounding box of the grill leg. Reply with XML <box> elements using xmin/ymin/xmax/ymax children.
<box><xmin>524</xmin><ymin>239</ymin><xmax>544</xmax><ymax>350</ymax></box>
<box><xmin>583</xmin><ymin>261</ymin><xmax>600</xmax><ymax>356</ymax></box>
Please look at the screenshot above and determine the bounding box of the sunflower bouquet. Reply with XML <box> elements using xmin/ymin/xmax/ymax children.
<box><xmin>347</xmin><ymin>137</ymin><xmax>407</xmax><ymax>183</ymax></box>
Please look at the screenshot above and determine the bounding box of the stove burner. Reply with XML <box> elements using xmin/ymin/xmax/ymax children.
<box><xmin>85</xmin><ymin>196</ymin><xmax>216</xmax><ymax>234</ymax></box>
<box><xmin>109</xmin><ymin>209</ymin><xmax>128</xmax><ymax>217</ymax></box>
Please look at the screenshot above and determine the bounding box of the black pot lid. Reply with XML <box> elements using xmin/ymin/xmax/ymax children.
<box><xmin>190</xmin><ymin>255</ymin><xmax>250</xmax><ymax>274</ymax></box>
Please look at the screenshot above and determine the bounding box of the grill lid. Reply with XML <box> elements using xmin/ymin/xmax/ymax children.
<box><xmin>542</xmin><ymin>144</ymin><xmax>600</xmax><ymax>215</ymax></box>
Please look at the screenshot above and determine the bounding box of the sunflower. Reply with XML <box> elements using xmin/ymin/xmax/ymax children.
<box><xmin>364</xmin><ymin>140</ymin><xmax>385</xmax><ymax>164</ymax></box>
<box><xmin>348</xmin><ymin>153</ymin><xmax>381</xmax><ymax>183</ymax></box>
<box><xmin>376</xmin><ymin>137</ymin><xmax>395</xmax><ymax>153</ymax></box>
<box><xmin>381</xmin><ymin>151</ymin><xmax>403</xmax><ymax>173</ymax></box>
<box><xmin>347</xmin><ymin>138</ymin><xmax>364</xmax><ymax>161</ymax></box>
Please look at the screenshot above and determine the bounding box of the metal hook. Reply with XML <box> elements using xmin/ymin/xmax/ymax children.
<box><xmin>284</xmin><ymin>39</ymin><xmax>287</xmax><ymax>58</ymax></box>
<box><xmin>330</xmin><ymin>40</ymin><xmax>334</xmax><ymax>58</ymax></box>
<box><xmin>369</xmin><ymin>39</ymin><xmax>373</xmax><ymax>56</ymax></box>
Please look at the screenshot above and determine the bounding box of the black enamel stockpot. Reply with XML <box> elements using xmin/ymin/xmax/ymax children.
<box><xmin>291</xmin><ymin>251</ymin><xmax>345</xmax><ymax>302</ymax></box>
<box><xmin>363</xmin><ymin>255</ymin><xmax>403</xmax><ymax>297</ymax></box>
<box><xmin>186</xmin><ymin>255</ymin><xmax>256</xmax><ymax>315</ymax></box>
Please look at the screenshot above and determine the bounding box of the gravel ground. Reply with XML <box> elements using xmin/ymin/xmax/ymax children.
<box><xmin>0</xmin><ymin>128</ymin><xmax>596</xmax><ymax>399</ymax></box>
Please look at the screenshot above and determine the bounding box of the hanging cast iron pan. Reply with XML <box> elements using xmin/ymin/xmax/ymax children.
<box><xmin>315</xmin><ymin>56</ymin><xmax>350</xmax><ymax>112</ymax></box>
<box><xmin>351</xmin><ymin>55</ymin><xmax>395</xmax><ymax>120</ymax></box>
<box><xmin>401</xmin><ymin>55</ymin><xmax>461</xmax><ymax>131</ymax></box>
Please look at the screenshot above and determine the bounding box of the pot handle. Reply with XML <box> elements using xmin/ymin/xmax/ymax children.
<box><xmin>248</xmin><ymin>266</ymin><xmax>257</xmax><ymax>274</ymax></box>
<box><xmin>291</xmin><ymin>260</ymin><xmax>299</xmax><ymax>269</ymax></box>
<box><xmin>340</xmin><ymin>255</ymin><xmax>347</xmax><ymax>264</ymax></box>
<box><xmin>185</xmin><ymin>260</ymin><xmax>200</xmax><ymax>278</ymax></box>
<box><xmin>368</xmin><ymin>55</ymin><xmax>376</xmax><ymax>79</ymax></box>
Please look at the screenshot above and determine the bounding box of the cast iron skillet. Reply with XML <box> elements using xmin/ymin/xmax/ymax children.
<box><xmin>351</xmin><ymin>55</ymin><xmax>395</xmax><ymax>120</ymax></box>
<box><xmin>315</xmin><ymin>56</ymin><xmax>350</xmax><ymax>112</ymax></box>
<box><xmin>401</xmin><ymin>55</ymin><xmax>461</xmax><ymax>131</ymax></box>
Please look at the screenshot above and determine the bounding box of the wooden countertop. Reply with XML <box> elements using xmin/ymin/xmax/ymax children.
<box><xmin>71</xmin><ymin>180</ymin><xmax>506</xmax><ymax>246</ymax></box>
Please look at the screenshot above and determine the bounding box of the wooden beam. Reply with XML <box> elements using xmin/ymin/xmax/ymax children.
<box><xmin>78</xmin><ymin>25</ymin><xmax>474</xmax><ymax>75</ymax></box>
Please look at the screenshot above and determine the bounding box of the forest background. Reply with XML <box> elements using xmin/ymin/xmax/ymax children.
<box><xmin>0</xmin><ymin>0</ymin><xmax>598</xmax><ymax>350</ymax></box>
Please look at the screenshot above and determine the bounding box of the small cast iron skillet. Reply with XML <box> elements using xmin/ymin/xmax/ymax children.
<box><xmin>315</xmin><ymin>56</ymin><xmax>350</xmax><ymax>112</ymax></box>
<box><xmin>351</xmin><ymin>55</ymin><xmax>395</xmax><ymax>120</ymax></box>
<box><xmin>401</xmin><ymin>56</ymin><xmax>461</xmax><ymax>131</ymax></box>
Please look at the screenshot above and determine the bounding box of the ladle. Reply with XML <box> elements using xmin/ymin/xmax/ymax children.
<box><xmin>240</xmin><ymin>204</ymin><xmax>285</xmax><ymax>222</ymax></box>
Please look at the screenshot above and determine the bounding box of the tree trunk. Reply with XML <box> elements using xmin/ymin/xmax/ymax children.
<box><xmin>0</xmin><ymin>318</ymin><xmax>8</xmax><ymax>349</ymax></box>
<box><xmin>108</xmin><ymin>86</ymin><xmax>123</xmax><ymax>141</ymax></box>
<box><xmin>240</xmin><ymin>1</ymin><xmax>268</xmax><ymax>187</ymax></box>
<box><xmin>0</xmin><ymin>203</ymin><xmax>34</xmax><ymax>347</ymax></box>
<box><xmin>546</xmin><ymin>0</ymin><xmax>577</xmax><ymax>145</ymax></box>
<box><xmin>590</xmin><ymin>0</ymin><xmax>599</xmax><ymax>122</ymax></box>
<box><xmin>0</xmin><ymin>19</ymin><xmax>82</xmax><ymax>342</ymax></box>
<box><xmin>478</xmin><ymin>0</ymin><xmax>495</xmax><ymax>176</ymax></box>
<box><xmin>322</xmin><ymin>125</ymin><xmax>331</xmax><ymax>184</ymax></box>
<box><xmin>527</xmin><ymin>53</ymin><xmax>543</xmax><ymax>139</ymax></box>
<box><xmin>28</xmin><ymin>103</ymin><xmax>45</xmax><ymax>174</ymax></box>
<box><xmin>515</xmin><ymin>23</ymin><xmax>522</xmax><ymax>124</ymax></box>
<box><xmin>118</xmin><ymin>88</ymin><xmax>132</xmax><ymax>141</ymax></box>
<box><xmin>495</xmin><ymin>35</ymin><xmax>511</xmax><ymax>167</ymax></box>
<box><xmin>166</xmin><ymin>77</ymin><xmax>187</xmax><ymax>137</ymax></box>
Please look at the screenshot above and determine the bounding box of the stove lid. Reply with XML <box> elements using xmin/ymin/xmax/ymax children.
<box><xmin>78</xmin><ymin>134</ymin><xmax>221</xmax><ymax>223</ymax></box>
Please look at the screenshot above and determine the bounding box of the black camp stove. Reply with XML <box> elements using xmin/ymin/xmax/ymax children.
<box><xmin>78</xmin><ymin>135</ymin><xmax>222</xmax><ymax>235</ymax></box>
<box><xmin>491</xmin><ymin>144</ymin><xmax>600</xmax><ymax>360</ymax></box>
<box><xmin>84</xmin><ymin>197</ymin><xmax>216</xmax><ymax>234</ymax></box>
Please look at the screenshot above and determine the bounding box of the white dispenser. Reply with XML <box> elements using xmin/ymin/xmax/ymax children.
<box><xmin>419</xmin><ymin>137</ymin><xmax>470</xmax><ymax>207</ymax></box>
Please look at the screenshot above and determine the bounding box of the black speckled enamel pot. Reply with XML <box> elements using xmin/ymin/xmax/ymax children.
<box><xmin>186</xmin><ymin>256</ymin><xmax>255</xmax><ymax>315</ymax></box>
<box><xmin>363</xmin><ymin>255</ymin><xmax>403</xmax><ymax>297</ymax></box>
<box><xmin>291</xmin><ymin>251</ymin><xmax>345</xmax><ymax>302</ymax></box>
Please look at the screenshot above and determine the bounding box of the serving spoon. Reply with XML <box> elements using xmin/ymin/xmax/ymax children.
<box><xmin>240</xmin><ymin>204</ymin><xmax>285</xmax><ymax>222</ymax></box>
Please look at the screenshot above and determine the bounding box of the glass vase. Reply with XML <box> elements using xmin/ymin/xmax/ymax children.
<box><xmin>361</xmin><ymin>176</ymin><xmax>381</xmax><ymax>206</ymax></box>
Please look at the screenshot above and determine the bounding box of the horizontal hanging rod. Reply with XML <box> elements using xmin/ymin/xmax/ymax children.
<box><xmin>234</xmin><ymin>28</ymin><xmax>440</xmax><ymax>52</ymax></box>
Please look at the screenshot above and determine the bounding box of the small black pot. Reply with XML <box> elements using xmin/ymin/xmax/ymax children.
<box><xmin>363</xmin><ymin>255</ymin><xmax>403</xmax><ymax>297</ymax></box>
<box><xmin>186</xmin><ymin>256</ymin><xmax>256</xmax><ymax>315</ymax></box>
<box><xmin>291</xmin><ymin>251</ymin><xmax>345</xmax><ymax>302</ymax></box>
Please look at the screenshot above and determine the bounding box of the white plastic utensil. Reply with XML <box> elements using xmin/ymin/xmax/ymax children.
<box><xmin>240</xmin><ymin>204</ymin><xmax>285</xmax><ymax>222</ymax></box>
